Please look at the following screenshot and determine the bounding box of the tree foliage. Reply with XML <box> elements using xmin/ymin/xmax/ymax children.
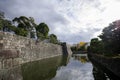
<box><xmin>0</xmin><ymin>11</ymin><xmax>4</xmax><ymax>30</ymax></box>
<box><xmin>99</xmin><ymin>20</ymin><xmax>120</xmax><ymax>54</ymax></box>
<box><xmin>49</xmin><ymin>34</ymin><xmax>58</xmax><ymax>44</ymax></box>
<box><xmin>89</xmin><ymin>20</ymin><xmax>120</xmax><ymax>55</ymax></box>
<box><xmin>71</xmin><ymin>46</ymin><xmax>77</xmax><ymax>52</ymax></box>
<box><xmin>77</xmin><ymin>45</ymin><xmax>86</xmax><ymax>51</ymax></box>
<box><xmin>89</xmin><ymin>38</ymin><xmax>104</xmax><ymax>54</ymax></box>
<box><xmin>0</xmin><ymin>11</ymin><xmax>4</xmax><ymax>19</ymax></box>
<box><xmin>77</xmin><ymin>42</ymin><xmax>87</xmax><ymax>51</ymax></box>
<box><xmin>36</xmin><ymin>23</ymin><xmax>49</xmax><ymax>40</ymax></box>
<box><xmin>0</xmin><ymin>11</ymin><xmax>16</xmax><ymax>32</ymax></box>
<box><xmin>36</xmin><ymin>32</ymin><xmax>47</xmax><ymax>40</ymax></box>
<box><xmin>0</xmin><ymin>11</ymin><xmax>59</xmax><ymax>44</ymax></box>
<box><xmin>15</xmin><ymin>28</ymin><xmax>28</xmax><ymax>37</ymax></box>
<box><xmin>13</xmin><ymin>16</ymin><xmax>37</xmax><ymax>38</ymax></box>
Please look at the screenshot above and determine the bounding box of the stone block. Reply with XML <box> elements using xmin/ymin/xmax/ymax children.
<box><xmin>0</xmin><ymin>43</ymin><xmax>3</xmax><ymax>49</ymax></box>
<box><xmin>0</xmin><ymin>50</ymin><xmax>19</xmax><ymax>59</ymax></box>
<box><xmin>2</xmin><ymin>59</ymin><xmax>12</xmax><ymax>69</ymax></box>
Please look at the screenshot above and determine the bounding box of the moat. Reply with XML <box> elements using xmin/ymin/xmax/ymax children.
<box><xmin>19</xmin><ymin>54</ymin><xmax>116</xmax><ymax>80</ymax></box>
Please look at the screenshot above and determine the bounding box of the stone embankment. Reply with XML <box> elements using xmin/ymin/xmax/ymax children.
<box><xmin>88</xmin><ymin>53</ymin><xmax>120</xmax><ymax>78</ymax></box>
<box><xmin>0</xmin><ymin>32</ymin><xmax>72</xmax><ymax>69</ymax></box>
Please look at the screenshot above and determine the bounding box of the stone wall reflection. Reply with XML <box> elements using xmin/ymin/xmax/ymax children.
<box><xmin>21</xmin><ymin>55</ymin><xmax>68</xmax><ymax>80</ymax></box>
<box><xmin>0</xmin><ymin>55</ymin><xmax>69</xmax><ymax>80</ymax></box>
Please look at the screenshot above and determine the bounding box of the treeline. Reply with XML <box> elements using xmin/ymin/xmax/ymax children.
<box><xmin>88</xmin><ymin>20</ymin><xmax>120</xmax><ymax>56</ymax></box>
<box><xmin>0</xmin><ymin>11</ymin><xmax>59</xmax><ymax>44</ymax></box>
<box><xmin>71</xmin><ymin>42</ymin><xmax>88</xmax><ymax>52</ymax></box>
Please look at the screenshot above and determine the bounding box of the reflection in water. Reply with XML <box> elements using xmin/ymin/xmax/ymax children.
<box><xmin>92</xmin><ymin>67</ymin><xmax>108</xmax><ymax>80</ymax></box>
<box><xmin>21</xmin><ymin>56</ymin><xmax>68</xmax><ymax>80</ymax></box>
<box><xmin>20</xmin><ymin>54</ymin><xmax>115</xmax><ymax>80</ymax></box>
<box><xmin>21</xmin><ymin>54</ymin><xmax>94</xmax><ymax>80</ymax></box>
<box><xmin>74</xmin><ymin>56</ymin><xmax>88</xmax><ymax>63</ymax></box>
<box><xmin>72</xmin><ymin>54</ymin><xmax>89</xmax><ymax>63</ymax></box>
<box><xmin>89</xmin><ymin>54</ymin><xmax>119</xmax><ymax>80</ymax></box>
<box><xmin>52</xmin><ymin>55</ymin><xmax>94</xmax><ymax>80</ymax></box>
<box><xmin>91</xmin><ymin>59</ymin><xmax>118</xmax><ymax>80</ymax></box>
<box><xmin>1</xmin><ymin>54</ymin><xmax>117</xmax><ymax>80</ymax></box>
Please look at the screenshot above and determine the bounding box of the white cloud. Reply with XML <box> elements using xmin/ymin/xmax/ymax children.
<box><xmin>0</xmin><ymin>0</ymin><xmax>120</xmax><ymax>44</ymax></box>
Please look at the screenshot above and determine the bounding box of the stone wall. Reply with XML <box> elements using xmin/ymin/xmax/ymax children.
<box><xmin>66</xmin><ymin>44</ymin><xmax>72</xmax><ymax>55</ymax></box>
<box><xmin>88</xmin><ymin>53</ymin><xmax>120</xmax><ymax>78</ymax></box>
<box><xmin>61</xmin><ymin>43</ymin><xmax>72</xmax><ymax>55</ymax></box>
<box><xmin>0</xmin><ymin>32</ymin><xmax>65</xmax><ymax>69</ymax></box>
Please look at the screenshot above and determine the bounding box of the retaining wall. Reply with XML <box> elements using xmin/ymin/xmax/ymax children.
<box><xmin>0</xmin><ymin>32</ymin><xmax>64</xmax><ymax>69</ymax></box>
<box><xmin>88</xmin><ymin>53</ymin><xmax>120</xmax><ymax>78</ymax></box>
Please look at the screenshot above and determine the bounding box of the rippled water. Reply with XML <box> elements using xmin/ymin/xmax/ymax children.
<box><xmin>52</xmin><ymin>57</ymin><xmax>94</xmax><ymax>80</ymax></box>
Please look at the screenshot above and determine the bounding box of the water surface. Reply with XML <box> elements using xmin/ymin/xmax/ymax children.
<box><xmin>52</xmin><ymin>57</ymin><xmax>94</xmax><ymax>80</ymax></box>
<box><xmin>21</xmin><ymin>54</ymin><xmax>113</xmax><ymax>80</ymax></box>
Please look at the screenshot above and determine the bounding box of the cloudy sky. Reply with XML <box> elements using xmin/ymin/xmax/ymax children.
<box><xmin>0</xmin><ymin>0</ymin><xmax>120</xmax><ymax>44</ymax></box>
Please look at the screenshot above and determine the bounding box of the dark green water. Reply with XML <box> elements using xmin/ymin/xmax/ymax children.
<box><xmin>21</xmin><ymin>55</ymin><xmax>115</xmax><ymax>80</ymax></box>
<box><xmin>21</xmin><ymin>56</ymin><xmax>66</xmax><ymax>80</ymax></box>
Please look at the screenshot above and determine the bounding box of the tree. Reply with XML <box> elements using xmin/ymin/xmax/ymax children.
<box><xmin>99</xmin><ymin>20</ymin><xmax>120</xmax><ymax>54</ymax></box>
<box><xmin>0</xmin><ymin>11</ymin><xmax>16</xmax><ymax>32</ymax></box>
<box><xmin>14</xmin><ymin>28</ymin><xmax>28</xmax><ymax>37</ymax></box>
<box><xmin>0</xmin><ymin>11</ymin><xmax>4</xmax><ymax>30</ymax></box>
<box><xmin>0</xmin><ymin>11</ymin><xmax>4</xmax><ymax>19</ymax></box>
<box><xmin>36</xmin><ymin>32</ymin><xmax>46</xmax><ymax>40</ymax></box>
<box><xmin>89</xmin><ymin>38</ymin><xmax>104</xmax><ymax>54</ymax></box>
<box><xmin>77</xmin><ymin>42</ymin><xmax>87</xmax><ymax>51</ymax></box>
<box><xmin>0</xmin><ymin>11</ymin><xmax>6</xmax><ymax>30</ymax></box>
<box><xmin>49</xmin><ymin>34</ymin><xmax>58</xmax><ymax>44</ymax></box>
<box><xmin>2</xmin><ymin>20</ymin><xmax>12</xmax><ymax>32</ymax></box>
<box><xmin>36</xmin><ymin>23</ymin><xmax>49</xmax><ymax>40</ymax></box>
<box><xmin>0</xmin><ymin>11</ymin><xmax>59</xmax><ymax>43</ymax></box>
<box><xmin>78</xmin><ymin>45</ymin><xmax>86</xmax><ymax>51</ymax></box>
<box><xmin>71</xmin><ymin>46</ymin><xmax>77</xmax><ymax>52</ymax></box>
<box><xmin>13</xmin><ymin>16</ymin><xmax>37</xmax><ymax>38</ymax></box>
